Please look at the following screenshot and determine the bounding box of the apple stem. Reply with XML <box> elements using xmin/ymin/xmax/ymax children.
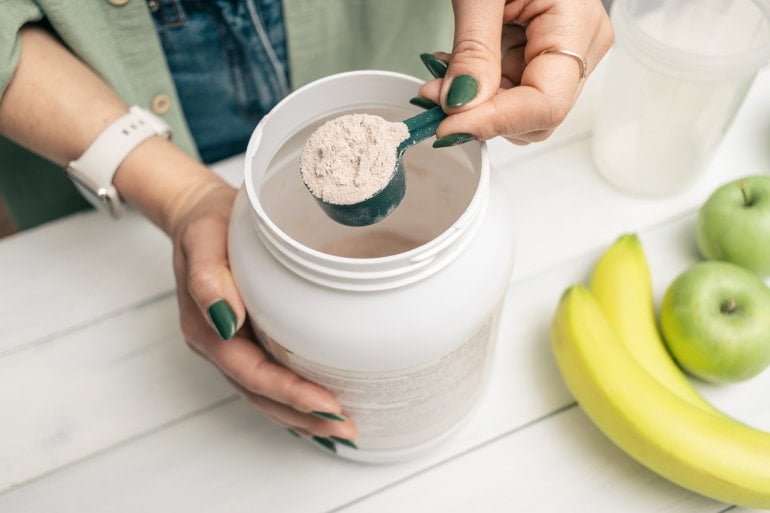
<box><xmin>739</xmin><ymin>179</ymin><xmax>752</xmax><ymax>207</ymax></box>
<box><xmin>720</xmin><ymin>298</ymin><xmax>738</xmax><ymax>315</ymax></box>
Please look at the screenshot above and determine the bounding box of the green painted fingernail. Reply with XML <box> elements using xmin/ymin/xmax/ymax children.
<box><xmin>420</xmin><ymin>53</ymin><xmax>448</xmax><ymax>78</ymax></box>
<box><xmin>409</xmin><ymin>96</ymin><xmax>438</xmax><ymax>110</ymax></box>
<box><xmin>312</xmin><ymin>436</ymin><xmax>337</xmax><ymax>453</ymax></box>
<box><xmin>208</xmin><ymin>299</ymin><xmax>236</xmax><ymax>340</ymax></box>
<box><xmin>433</xmin><ymin>133</ymin><xmax>475</xmax><ymax>148</ymax></box>
<box><xmin>287</xmin><ymin>428</ymin><xmax>301</xmax><ymax>438</ymax></box>
<box><xmin>312</xmin><ymin>411</ymin><xmax>346</xmax><ymax>422</ymax></box>
<box><xmin>330</xmin><ymin>436</ymin><xmax>358</xmax><ymax>449</ymax></box>
<box><xmin>446</xmin><ymin>74</ymin><xmax>478</xmax><ymax>107</ymax></box>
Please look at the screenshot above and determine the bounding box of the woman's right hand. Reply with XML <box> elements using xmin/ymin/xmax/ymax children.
<box><xmin>419</xmin><ymin>0</ymin><xmax>613</xmax><ymax>146</ymax></box>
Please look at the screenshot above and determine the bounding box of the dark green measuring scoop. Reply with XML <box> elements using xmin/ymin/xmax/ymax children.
<box><xmin>308</xmin><ymin>106</ymin><xmax>447</xmax><ymax>227</ymax></box>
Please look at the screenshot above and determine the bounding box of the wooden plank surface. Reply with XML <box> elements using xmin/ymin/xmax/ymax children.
<box><xmin>0</xmin><ymin>295</ymin><xmax>233</xmax><ymax>492</ymax></box>
<box><xmin>0</xmin><ymin>212</ymin><xmax>173</xmax><ymax>355</ymax></box>
<box><xmin>2</xmin><ymin>212</ymin><xmax>769</xmax><ymax>512</ymax></box>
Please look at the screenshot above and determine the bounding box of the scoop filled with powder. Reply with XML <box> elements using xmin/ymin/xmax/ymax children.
<box><xmin>300</xmin><ymin>114</ymin><xmax>409</xmax><ymax>205</ymax></box>
<box><xmin>300</xmin><ymin>106</ymin><xmax>447</xmax><ymax>226</ymax></box>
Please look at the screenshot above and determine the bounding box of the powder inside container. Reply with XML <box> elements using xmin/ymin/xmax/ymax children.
<box><xmin>300</xmin><ymin>113</ymin><xmax>410</xmax><ymax>205</ymax></box>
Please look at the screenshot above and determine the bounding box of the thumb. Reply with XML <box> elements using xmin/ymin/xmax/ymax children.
<box><xmin>442</xmin><ymin>0</ymin><xmax>505</xmax><ymax>112</ymax></box>
<box><xmin>181</xmin><ymin>218</ymin><xmax>245</xmax><ymax>341</ymax></box>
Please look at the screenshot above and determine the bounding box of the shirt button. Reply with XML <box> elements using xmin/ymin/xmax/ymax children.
<box><xmin>107</xmin><ymin>0</ymin><xmax>130</xmax><ymax>6</ymax></box>
<box><xmin>151</xmin><ymin>94</ymin><xmax>171</xmax><ymax>115</ymax></box>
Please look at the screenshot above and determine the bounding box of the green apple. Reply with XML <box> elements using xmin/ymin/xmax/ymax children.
<box><xmin>660</xmin><ymin>261</ymin><xmax>770</xmax><ymax>383</ymax></box>
<box><xmin>697</xmin><ymin>175</ymin><xmax>770</xmax><ymax>279</ymax></box>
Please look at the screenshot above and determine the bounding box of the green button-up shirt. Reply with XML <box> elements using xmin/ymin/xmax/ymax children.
<box><xmin>0</xmin><ymin>0</ymin><xmax>453</xmax><ymax>229</ymax></box>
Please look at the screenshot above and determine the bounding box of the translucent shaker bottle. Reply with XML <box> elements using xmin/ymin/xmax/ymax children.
<box><xmin>591</xmin><ymin>0</ymin><xmax>770</xmax><ymax>197</ymax></box>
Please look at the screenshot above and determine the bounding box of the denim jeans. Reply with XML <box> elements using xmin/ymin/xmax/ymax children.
<box><xmin>150</xmin><ymin>0</ymin><xmax>290</xmax><ymax>163</ymax></box>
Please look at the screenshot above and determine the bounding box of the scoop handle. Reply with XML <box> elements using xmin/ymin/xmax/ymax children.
<box><xmin>397</xmin><ymin>106</ymin><xmax>446</xmax><ymax>155</ymax></box>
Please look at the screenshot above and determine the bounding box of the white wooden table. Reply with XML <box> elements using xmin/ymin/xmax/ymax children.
<box><xmin>2</xmin><ymin>62</ymin><xmax>769</xmax><ymax>513</ymax></box>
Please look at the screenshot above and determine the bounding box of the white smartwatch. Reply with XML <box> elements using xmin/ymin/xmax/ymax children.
<box><xmin>66</xmin><ymin>106</ymin><xmax>172</xmax><ymax>218</ymax></box>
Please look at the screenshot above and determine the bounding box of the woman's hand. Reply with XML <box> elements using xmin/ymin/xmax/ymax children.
<box><xmin>1</xmin><ymin>22</ymin><xmax>359</xmax><ymax>449</ymax></box>
<box><xmin>419</xmin><ymin>0</ymin><xmax>614</xmax><ymax>145</ymax></box>
<box><xmin>165</xmin><ymin>176</ymin><xmax>358</xmax><ymax>443</ymax></box>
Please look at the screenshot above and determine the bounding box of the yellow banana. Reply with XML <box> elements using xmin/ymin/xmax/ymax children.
<box><xmin>589</xmin><ymin>234</ymin><xmax>717</xmax><ymax>414</ymax></box>
<box><xmin>551</xmin><ymin>285</ymin><xmax>770</xmax><ymax>508</ymax></box>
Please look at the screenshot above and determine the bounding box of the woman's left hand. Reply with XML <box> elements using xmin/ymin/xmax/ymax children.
<box><xmin>165</xmin><ymin>176</ymin><xmax>357</xmax><ymax>441</ymax></box>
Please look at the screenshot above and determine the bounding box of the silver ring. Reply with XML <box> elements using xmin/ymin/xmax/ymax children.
<box><xmin>539</xmin><ymin>49</ymin><xmax>587</xmax><ymax>80</ymax></box>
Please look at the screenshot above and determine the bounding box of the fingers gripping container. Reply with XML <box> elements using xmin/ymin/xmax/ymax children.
<box><xmin>228</xmin><ymin>71</ymin><xmax>516</xmax><ymax>463</ymax></box>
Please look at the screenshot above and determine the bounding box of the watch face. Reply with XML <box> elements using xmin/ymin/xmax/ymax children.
<box><xmin>67</xmin><ymin>169</ymin><xmax>122</xmax><ymax>217</ymax></box>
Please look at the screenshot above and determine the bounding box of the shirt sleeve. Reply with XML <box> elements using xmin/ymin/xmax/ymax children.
<box><xmin>0</xmin><ymin>0</ymin><xmax>44</xmax><ymax>100</ymax></box>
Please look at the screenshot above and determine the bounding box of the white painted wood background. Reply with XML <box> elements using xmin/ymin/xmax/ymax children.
<box><xmin>1</xmin><ymin>60</ymin><xmax>768</xmax><ymax>512</ymax></box>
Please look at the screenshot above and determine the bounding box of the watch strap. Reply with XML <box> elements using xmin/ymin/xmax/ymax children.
<box><xmin>66</xmin><ymin>106</ymin><xmax>171</xmax><ymax>218</ymax></box>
